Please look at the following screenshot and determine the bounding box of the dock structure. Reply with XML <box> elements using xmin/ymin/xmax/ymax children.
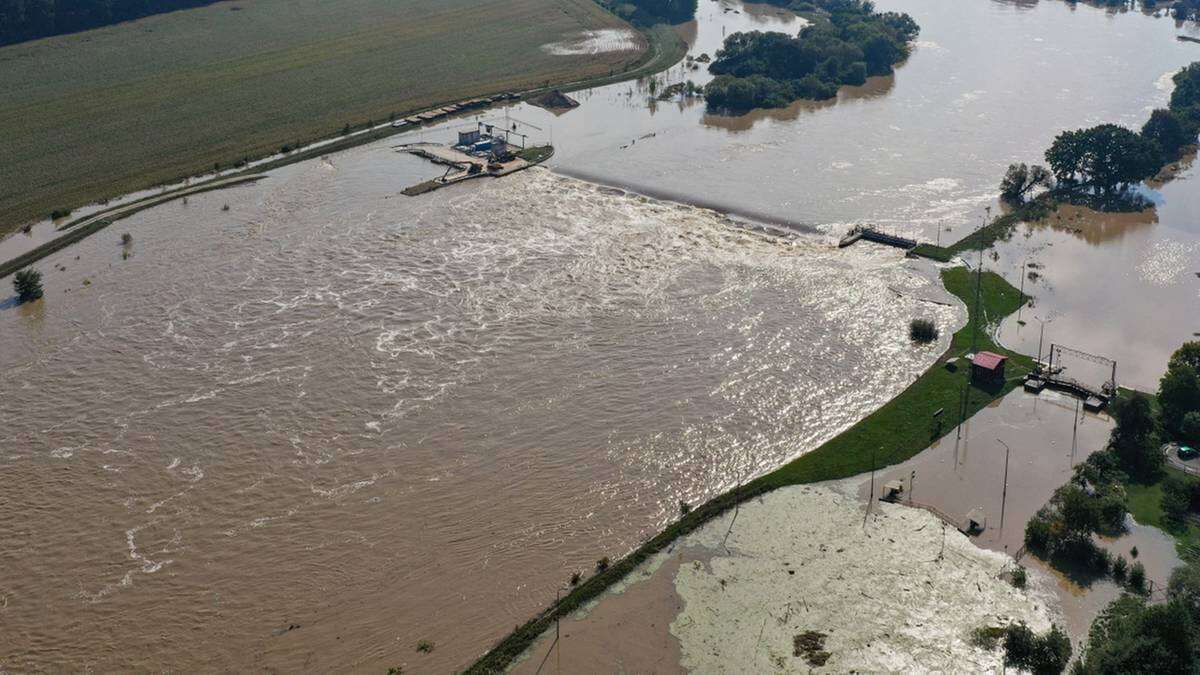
<box><xmin>838</xmin><ymin>225</ymin><xmax>919</xmax><ymax>252</ymax></box>
<box><xmin>1024</xmin><ymin>343</ymin><xmax>1117</xmax><ymax>410</ymax></box>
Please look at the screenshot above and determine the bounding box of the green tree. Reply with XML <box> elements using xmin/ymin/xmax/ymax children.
<box><xmin>1045</xmin><ymin>124</ymin><xmax>1162</xmax><ymax>196</ymax></box>
<box><xmin>13</xmin><ymin>267</ymin><xmax>43</xmax><ymax>303</ymax></box>
<box><xmin>1078</xmin><ymin>596</ymin><xmax>1195</xmax><ymax>674</ymax></box>
<box><xmin>1169</xmin><ymin>341</ymin><xmax>1200</xmax><ymax>373</ymax></box>
<box><xmin>1168</xmin><ymin>562</ymin><xmax>1200</xmax><ymax>622</ymax></box>
<box><xmin>1000</xmin><ymin>163</ymin><xmax>1054</xmax><ymax>203</ymax></box>
<box><xmin>1004</xmin><ymin>622</ymin><xmax>1072</xmax><ymax>675</ymax></box>
<box><xmin>1160</xmin><ymin>343</ymin><xmax>1200</xmax><ymax>440</ymax></box>
<box><xmin>1183</xmin><ymin>412</ymin><xmax>1200</xmax><ymax>446</ymax></box>
<box><xmin>1059</xmin><ymin>484</ymin><xmax>1101</xmax><ymax>536</ymax></box>
<box><xmin>1162</xmin><ymin>473</ymin><xmax>1195</xmax><ymax>529</ymax></box>
<box><xmin>1108</xmin><ymin>393</ymin><xmax>1161</xmax><ymax>478</ymax></box>
<box><xmin>1170</xmin><ymin>62</ymin><xmax>1200</xmax><ymax>111</ymax></box>
<box><xmin>1141</xmin><ymin>109</ymin><xmax>1194</xmax><ymax>161</ymax></box>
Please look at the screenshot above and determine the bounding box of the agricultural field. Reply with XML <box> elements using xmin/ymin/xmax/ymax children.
<box><xmin>0</xmin><ymin>0</ymin><xmax>647</xmax><ymax>236</ymax></box>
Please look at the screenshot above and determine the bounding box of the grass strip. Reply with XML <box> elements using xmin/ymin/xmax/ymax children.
<box><xmin>464</xmin><ymin>265</ymin><xmax>1030</xmax><ymax>673</ymax></box>
<box><xmin>911</xmin><ymin>197</ymin><xmax>1058</xmax><ymax>263</ymax></box>
<box><xmin>0</xmin><ymin>175</ymin><xmax>265</xmax><ymax>279</ymax></box>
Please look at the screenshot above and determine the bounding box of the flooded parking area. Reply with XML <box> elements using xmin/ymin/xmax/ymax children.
<box><xmin>868</xmin><ymin>388</ymin><xmax>1182</xmax><ymax>644</ymax></box>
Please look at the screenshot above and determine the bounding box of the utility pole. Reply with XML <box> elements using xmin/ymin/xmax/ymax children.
<box><xmin>998</xmin><ymin>439</ymin><xmax>1011</xmax><ymax>533</ymax></box>
<box><xmin>869</xmin><ymin>447</ymin><xmax>877</xmax><ymax>506</ymax></box>
<box><xmin>1071</xmin><ymin>398</ymin><xmax>1080</xmax><ymax>467</ymax></box>
<box><xmin>557</xmin><ymin>587</ymin><xmax>561</xmax><ymax>675</ymax></box>
<box><xmin>970</xmin><ymin>208</ymin><xmax>989</xmax><ymax>353</ymax></box>
<box><xmin>1017</xmin><ymin>259</ymin><xmax>1026</xmax><ymax>323</ymax></box>
<box><xmin>865</xmin><ymin>447</ymin><xmax>878</xmax><ymax>528</ymax></box>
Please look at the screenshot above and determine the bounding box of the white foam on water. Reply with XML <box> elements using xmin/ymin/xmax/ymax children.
<box><xmin>541</xmin><ymin>29</ymin><xmax>641</xmax><ymax>56</ymax></box>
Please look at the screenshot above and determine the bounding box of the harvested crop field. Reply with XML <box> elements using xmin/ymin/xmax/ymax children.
<box><xmin>0</xmin><ymin>0</ymin><xmax>647</xmax><ymax>236</ymax></box>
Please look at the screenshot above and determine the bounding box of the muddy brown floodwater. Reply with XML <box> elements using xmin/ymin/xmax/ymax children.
<box><xmin>2</xmin><ymin>0</ymin><xmax>1199</xmax><ymax>671</ymax></box>
<box><xmin>996</xmin><ymin>157</ymin><xmax>1200</xmax><ymax>391</ymax></box>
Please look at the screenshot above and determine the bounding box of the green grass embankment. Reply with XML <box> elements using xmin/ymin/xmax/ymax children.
<box><xmin>911</xmin><ymin>197</ymin><xmax>1058</xmax><ymax>263</ymax></box>
<box><xmin>465</xmin><ymin>265</ymin><xmax>1030</xmax><ymax>673</ymax></box>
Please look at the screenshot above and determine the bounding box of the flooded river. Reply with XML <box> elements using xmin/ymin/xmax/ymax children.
<box><xmin>2</xmin><ymin>0</ymin><xmax>1198</xmax><ymax>671</ymax></box>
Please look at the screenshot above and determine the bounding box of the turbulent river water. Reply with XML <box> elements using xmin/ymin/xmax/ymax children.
<box><xmin>2</xmin><ymin>0</ymin><xmax>1198</xmax><ymax>671</ymax></box>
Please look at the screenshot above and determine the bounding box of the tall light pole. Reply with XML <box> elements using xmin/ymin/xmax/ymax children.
<box><xmin>970</xmin><ymin>207</ymin><xmax>990</xmax><ymax>353</ymax></box>
<box><xmin>1032</xmin><ymin>315</ymin><xmax>1052</xmax><ymax>370</ymax></box>
<box><xmin>1017</xmin><ymin>259</ymin><xmax>1027</xmax><ymax>324</ymax></box>
<box><xmin>998</xmin><ymin>439</ymin><xmax>1011</xmax><ymax>533</ymax></box>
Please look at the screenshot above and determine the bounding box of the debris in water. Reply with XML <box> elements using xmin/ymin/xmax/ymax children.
<box><xmin>793</xmin><ymin>630</ymin><xmax>831</xmax><ymax>666</ymax></box>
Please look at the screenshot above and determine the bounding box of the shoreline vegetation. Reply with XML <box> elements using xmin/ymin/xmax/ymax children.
<box><xmin>1018</xmin><ymin>340</ymin><xmax>1200</xmax><ymax>672</ymax></box>
<box><xmin>913</xmin><ymin>60</ymin><xmax>1200</xmax><ymax>264</ymax></box>
<box><xmin>465</xmin><ymin>263</ymin><xmax>1031</xmax><ymax>673</ymax></box>
<box><xmin>702</xmin><ymin>0</ymin><xmax>919</xmax><ymax>111</ymax></box>
<box><xmin>0</xmin><ymin>0</ymin><xmax>683</xmax><ymax>239</ymax></box>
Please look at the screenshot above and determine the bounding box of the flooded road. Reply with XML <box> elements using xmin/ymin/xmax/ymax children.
<box><xmin>2</xmin><ymin>0</ymin><xmax>1199</xmax><ymax>671</ymax></box>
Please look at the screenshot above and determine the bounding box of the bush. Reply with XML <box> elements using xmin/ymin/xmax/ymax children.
<box><xmin>1113</xmin><ymin>555</ymin><xmax>1128</xmax><ymax>580</ymax></box>
<box><xmin>1004</xmin><ymin>623</ymin><xmax>1072</xmax><ymax>675</ymax></box>
<box><xmin>1128</xmin><ymin>561</ymin><xmax>1147</xmax><ymax>593</ymax></box>
<box><xmin>1025</xmin><ymin>516</ymin><xmax>1053</xmax><ymax>553</ymax></box>
<box><xmin>971</xmin><ymin>625</ymin><xmax>1006</xmax><ymax>650</ymax></box>
<box><xmin>1012</xmin><ymin>565</ymin><xmax>1028</xmax><ymax>589</ymax></box>
<box><xmin>909</xmin><ymin>318</ymin><xmax>939</xmax><ymax>343</ymax></box>
<box><xmin>569</xmin><ymin>571</ymin><xmax>581</xmax><ymax>586</ymax></box>
<box><xmin>1163</xmin><ymin>475</ymin><xmax>1194</xmax><ymax>528</ymax></box>
<box><xmin>50</xmin><ymin>208</ymin><xmax>71</xmax><ymax>219</ymax></box>
<box><xmin>121</xmin><ymin>232</ymin><xmax>133</xmax><ymax>246</ymax></box>
<box><xmin>1183</xmin><ymin>412</ymin><xmax>1200</xmax><ymax>446</ymax></box>
<box><xmin>596</xmin><ymin>556</ymin><xmax>610</xmax><ymax>572</ymax></box>
<box><xmin>13</xmin><ymin>268</ymin><xmax>44</xmax><ymax>303</ymax></box>
<box><xmin>416</xmin><ymin>639</ymin><xmax>434</xmax><ymax>653</ymax></box>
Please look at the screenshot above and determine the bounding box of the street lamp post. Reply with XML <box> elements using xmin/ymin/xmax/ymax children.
<box><xmin>998</xmin><ymin>439</ymin><xmax>1011</xmax><ymax>532</ymax></box>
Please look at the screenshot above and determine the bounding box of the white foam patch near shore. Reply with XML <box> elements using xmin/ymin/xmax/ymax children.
<box><xmin>672</xmin><ymin>483</ymin><xmax>1057</xmax><ymax>672</ymax></box>
<box><xmin>541</xmin><ymin>29</ymin><xmax>640</xmax><ymax>56</ymax></box>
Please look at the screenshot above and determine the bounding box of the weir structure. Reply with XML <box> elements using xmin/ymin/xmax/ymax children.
<box><xmin>838</xmin><ymin>224</ymin><xmax>920</xmax><ymax>253</ymax></box>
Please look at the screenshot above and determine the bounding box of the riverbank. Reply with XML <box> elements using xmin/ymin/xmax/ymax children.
<box><xmin>0</xmin><ymin>0</ymin><xmax>687</xmax><ymax>239</ymax></box>
<box><xmin>466</xmin><ymin>262</ymin><xmax>1030</xmax><ymax>672</ymax></box>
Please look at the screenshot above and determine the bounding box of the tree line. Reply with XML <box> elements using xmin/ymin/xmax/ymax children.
<box><xmin>1001</xmin><ymin>62</ymin><xmax>1200</xmax><ymax>209</ymax></box>
<box><xmin>0</xmin><ymin>0</ymin><xmax>222</xmax><ymax>46</ymax></box>
<box><xmin>702</xmin><ymin>0</ymin><xmax>918</xmax><ymax>111</ymax></box>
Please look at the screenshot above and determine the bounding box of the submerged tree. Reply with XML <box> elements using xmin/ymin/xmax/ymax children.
<box><xmin>999</xmin><ymin>163</ymin><xmax>1054</xmax><ymax>204</ymax></box>
<box><xmin>1045</xmin><ymin>124</ymin><xmax>1161</xmax><ymax>196</ymax></box>
<box><xmin>13</xmin><ymin>268</ymin><xmax>43</xmax><ymax>303</ymax></box>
